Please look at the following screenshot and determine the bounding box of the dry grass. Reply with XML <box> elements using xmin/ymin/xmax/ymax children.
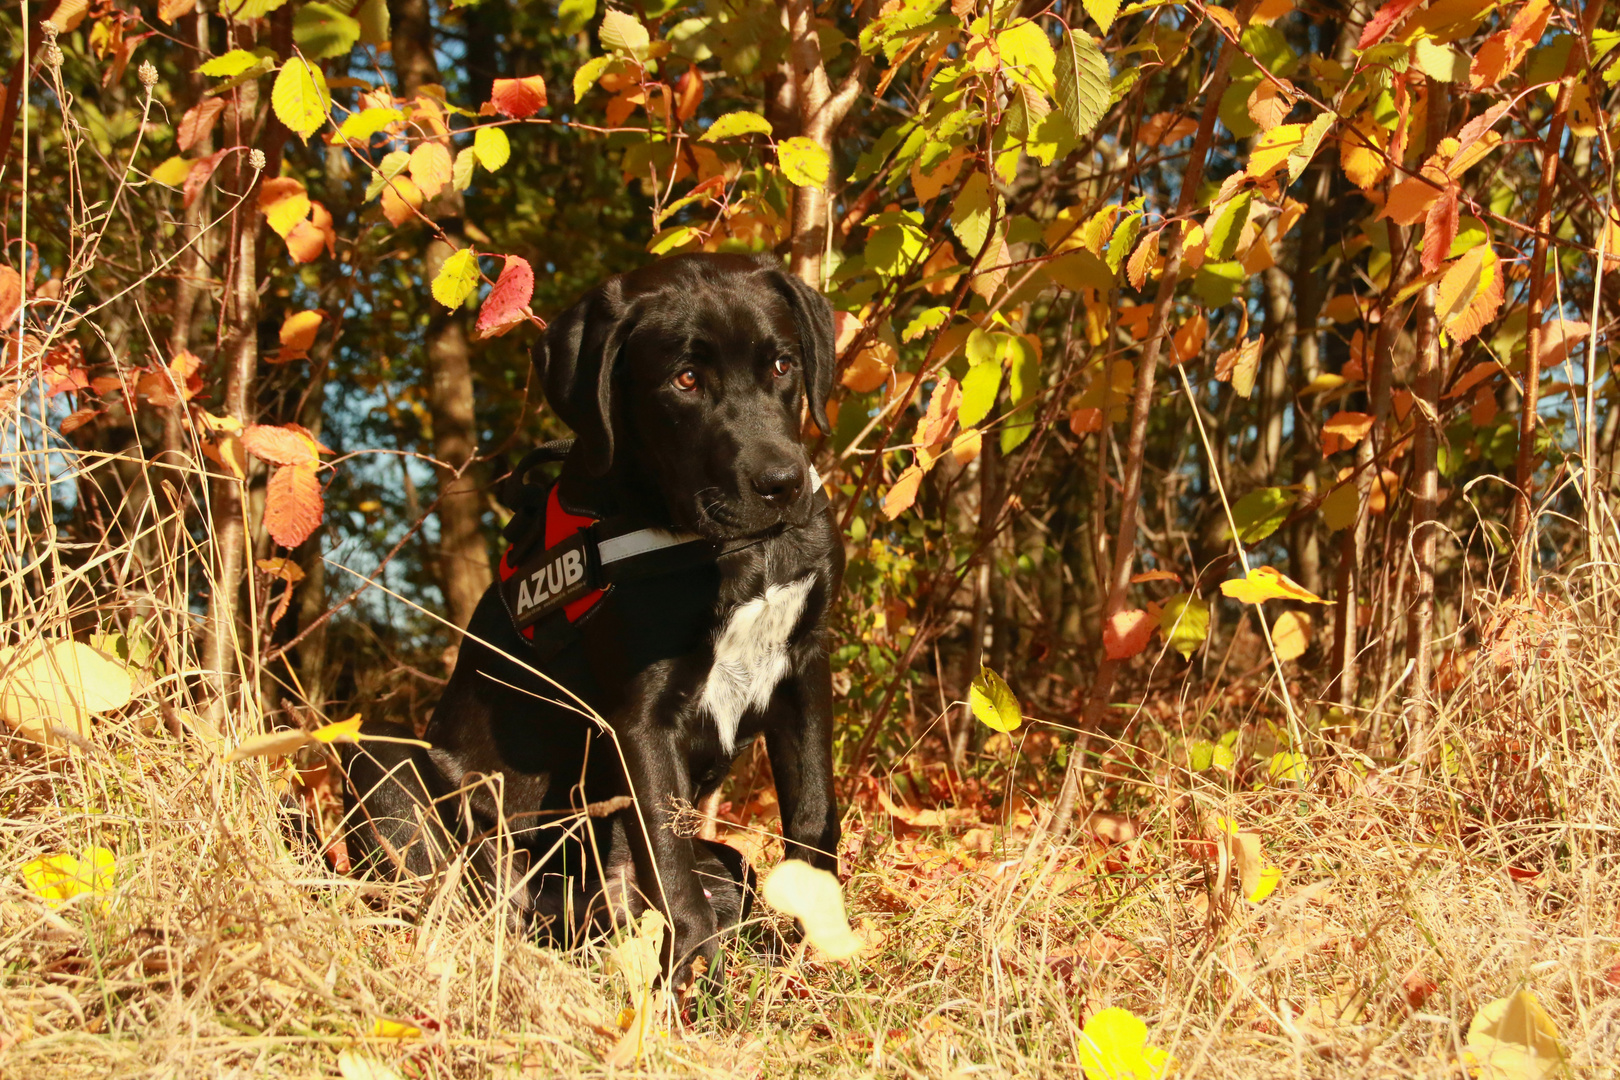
<box><xmin>6</xmin><ymin>417</ymin><xmax>1620</xmax><ymax>1079</ymax></box>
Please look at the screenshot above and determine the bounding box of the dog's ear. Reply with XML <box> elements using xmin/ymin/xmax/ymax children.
<box><xmin>760</xmin><ymin>260</ymin><xmax>837</xmax><ymax>434</ymax></box>
<box><xmin>533</xmin><ymin>278</ymin><xmax>633</xmax><ymax>476</ymax></box>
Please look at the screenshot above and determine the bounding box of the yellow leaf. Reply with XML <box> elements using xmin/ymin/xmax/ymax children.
<box><xmin>150</xmin><ymin>155</ymin><xmax>193</xmax><ymax>187</ymax></box>
<box><xmin>1271</xmin><ymin>610</ymin><xmax>1311</xmax><ymax>661</ymax></box>
<box><xmin>20</xmin><ymin>846</ymin><xmax>116</xmax><ymax>910</ymax></box>
<box><xmin>1246</xmin><ymin>123</ymin><xmax>1306</xmax><ymax>179</ymax></box>
<box><xmin>369</xmin><ymin>1018</ymin><xmax>422</xmax><ymax>1039</ymax></box>
<box><xmin>1220</xmin><ymin>566</ymin><xmax>1326</xmax><ymax>605</ymax></box>
<box><xmin>1268</xmin><ymin>750</ymin><xmax>1311</xmax><ymax>784</ymax></box>
<box><xmin>760</xmin><ymin>860</ymin><xmax>863</xmax><ymax>960</ymax></box>
<box><xmin>0</xmin><ymin>640</ymin><xmax>134</xmax><ymax>746</ymax></box>
<box><xmin>1339</xmin><ymin>121</ymin><xmax>1388</xmax><ymax>190</ymax></box>
<box><xmin>778</xmin><ymin>136</ymin><xmax>830</xmax><ymax>189</ymax></box>
<box><xmin>1248</xmin><ymin>864</ymin><xmax>1282</xmax><ymax>903</ymax></box>
<box><xmin>970</xmin><ymin>665</ymin><xmax>1022</xmax><ymax>733</ymax></box>
<box><xmin>337</xmin><ymin>1051</ymin><xmax>407</xmax><ymax>1080</ymax></box>
<box><xmin>474</xmin><ymin>125</ymin><xmax>510</xmax><ymax>171</ymax></box>
<box><xmin>310</xmin><ymin>714</ymin><xmax>363</xmax><ymax>744</ymax></box>
<box><xmin>279</xmin><ymin>309</ymin><xmax>323</xmax><ymax>356</ymax></box>
<box><xmin>271</xmin><ymin>57</ymin><xmax>331</xmax><ymax>141</ymax></box>
<box><xmin>1078</xmin><ymin>1007</ymin><xmax>1173</xmax><ymax>1080</ymax></box>
<box><xmin>226</xmin><ymin>728</ymin><xmax>313</xmax><ymax>761</ymax></box>
<box><xmin>1465</xmin><ymin>989</ymin><xmax>1566</xmax><ymax>1080</ymax></box>
<box><xmin>431</xmin><ymin>247</ymin><xmax>480</xmax><ymax>309</ymax></box>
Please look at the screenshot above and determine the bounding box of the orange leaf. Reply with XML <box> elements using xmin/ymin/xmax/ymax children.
<box><xmin>916</xmin><ymin>376</ymin><xmax>960</xmax><ymax>448</ymax></box>
<box><xmin>1126</xmin><ymin>229</ymin><xmax>1159</xmax><ymax>291</ymax></box>
<box><xmin>0</xmin><ymin>265</ymin><xmax>21</xmax><ymax>327</ymax></box>
<box><xmin>1357</xmin><ymin>0</ymin><xmax>1425</xmax><ymax>48</ymax></box>
<box><xmin>408</xmin><ymin>142</ymin><xmax>452</xmax><ymax>200</ymax></box>
<box><xmin>284</xmin><ymin>201</ymin><xmax>336</xmax><ymax>264</ymax></box>
<box><xmin>177</xmin><ymin>98</ymin><xmax>224</xmax><ymax>153</ymax></box>
<box><xmin>1220</xmin><ymin>566</ymin><xmax>1326</xmax><ymax>605</ymax></box>
<box><xmin>1382</xmin><ymin>178</ymin><xmax>1439</xmax><ymax>226</ymax></box>
<box><xmin>882</xmin><ymin>465</ymin><xmax>924</xmax><ymax>519</ymax></box>
<box><xmin>183</xmin><ymin>149</ymin><xmax>227</xmax><ymax>210</ymax></box>
<box><xmin>264</xmin><ymin>462</ymin><xmax>323</xmax><ymax>548</ymax></box>
<box><xmin>1130</xmin><ymin>570</ymin><xmax>1181</xmax><ymax>584</ymax></box>
<box><xmin>259</xmin><ymin>177</ymin><xmax>310</xmax><ymax>238</ymax></box>
<box><xmin>1421</xmin><ymin>186</ymin><xmax>1459</xmax><ymax>274</ymax></box>
<box><xmin>241</xmin><ymin>424</ymin><xmax>317</xmax><ymax>466</ymax></box>
<box><xmin>1171</xmin><ymin>311</ymin><xmax>1207</xmax><ymax>365</ymax></box>
<box><xmin>491</xmin><ymin>75</ymin><xmax>548</xmax><ymax>119</ymax></box>
<box><xmin>1104</xmin><ymin>609</ymin><xmax>1156</xmax><ymax>660</ymax></box>
<box><xmin>278</xmin><ymin>310</ymin><xmax>324</xmax><ymax>362</ymax></box>
<box><xmin>1538</xmin><ymin>318</ymin><xmax>1590</xmax><ymax>366</ymax></box>
<box><xmin>475</xmin><ymin>255</ymin><xmax>535</xmax><ymax>339</ymax></box>
<box><xmin>1320</xmin><ymin>410</ymin><xmax>1374</xmax><ymax>455</ymax></box>
<box><xmin>381</xmin><ymin>175</ymin><xmax>424</xmax><ymax>227</ymax></box>
<box><xmin>674</xmin><ymin>68</ymin><xmax>704</xmax><ymax>124</ymax></box>
<box><xmin>842</xmin><ymin>343</ymin><xmax>894</xmax><ymax>393</ymax></box>
<box><xmin>157</xmin><ymin>0</ymin><xmax>193</xmax><ymax>23</ymax></box>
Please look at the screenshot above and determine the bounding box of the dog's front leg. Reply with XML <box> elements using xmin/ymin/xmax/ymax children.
<box><xmin>615</xmin><ymin>714</ymin><xmax>718</xmax><ymax>987</ymax></box>
<box><xmin>765</xmin><ymin>648</ymin><xmax>841</xmax><ymax>873</ymax></box>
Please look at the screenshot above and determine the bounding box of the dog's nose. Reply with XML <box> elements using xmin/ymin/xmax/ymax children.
<box><xmin>751</xmin><ymin>463</ymin><xmax>804</xmax><ymax>509</ymax></box>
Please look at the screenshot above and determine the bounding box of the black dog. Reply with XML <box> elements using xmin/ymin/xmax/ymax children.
<box><xmin>342</xmin><ymin>253</ymin><xmax>844</xmax><ymax>987</ymax></box>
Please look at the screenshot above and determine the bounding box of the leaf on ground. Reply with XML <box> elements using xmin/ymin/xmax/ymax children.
<box><xmin>0</xmin><ymin>641</ymin><xmax>133</xmax><ymax>744</ymax></box>
<box><xmin>21</xmin><ymin>846</ymin><xmax>116</xmax><ymax>909</ymax></box>
<box><xmin>1465</xmin><ymin>989</ymin><xmax>1566</xmax><ymax>1080</ymax></box>
<box><xmin>337</xmin><ymin>1050</ymin><xmax>407</xmax><ymax>1080</ymax></box>
<box><xmin>1267</xmin><ymin>751</ymin><xmax>1311</xmax><ymax>784</ymax></box>
<box><xmin>264</xmin><ymin>462</ymin><xmax>323</xmax><ymax>548</ymax></box>
<box><xmin>475</xmin><ymin>255</ymin><xmax>534</xmax><ymax>339</ymax></box>
<box><xmin>1221</xmin><ymin>566</ymin><xmax>1326</xmax><ymax>605</ymax></box>
<box><xmin>271</xmin><ymin>58</ymin><xmax>331</xmax><ymax>141</ymax></box>
<box><xmin>1270</xmin><ymin>609</ymin><xmax>1312</xmax><ymax>660</ymax></box>
<box><xmin>1104</xmin><ymin>609</ymin><xmax>1156</xmax><ymax>660</ymax></box>
<box><xmin>970</xmin><ymin>665</ymin><xmax>1022</xmax><ymax>732</ymax></box>
<box><xmin>491</xmin><ymin>75</ymin><xmax>547</xmax><ymax>119</ymax></box>
<box><xmin>1078</xmin><ymin>1007</ymin><xmax>1172</xmax><ymax>1080</ymax></box>
<box><xmin>760</xmin><ymin>860</ymin><xmax>863</xmax><ymax>960</ymax></box>
<box><xmin>431</xmin><ymin>247</ymin><xmax>480</xmax><ymax>309</ymax></box>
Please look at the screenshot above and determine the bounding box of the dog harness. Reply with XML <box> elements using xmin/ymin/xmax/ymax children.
<box><xmin>496</xmin><ymin>442</ymin><xmax>828</xmax><ymax>659</ymax></box>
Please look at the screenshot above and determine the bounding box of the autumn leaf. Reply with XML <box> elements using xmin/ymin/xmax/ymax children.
<box><xmin>1421</xmin><ymin>185</ymin><xmax>1460</xmax><ymax>274</ymax></box>
<box><xmin>599</xmin><ymin>9</ymin><xmax>650</xmax><ymax>57</ymax></box>
<box><xmin>309</xmin><ymin>714</ymin><xmax>363</xmax><ymax>744</ymax></box>
<box><xmin>1171</xmin><ymin>311</ymin><xmax>1207</xmax><ymax>365</ymax></box>
<box><xmin>1214</xmin><ymin>336</ymin><xmax>1262</xmax><ymax>398</ymax></box>
<box><xmin>1383</xmin><ymin>177</ymin><xmax>1441</xmax><ymax>226</ymax></box>
<box><xmin>1357</xmin><ymin>0</ymin><xmax>1426</xmax><ymax>48</ymax></box>
<box><xmin>475</xmin><ymin>255</ymin><xmax>534</xmax><ymax>339</ymax></box>
<box><xmin>1078</xmin><ymin>1007</ymin><xmax>1172</xmax><ymax>1080</ymax></box>
<box><xmin>277</xmin><ymin>310</ymin><xmax>323</xmax><ymax>361</ymax></box>
<box><xmin>286</xmin><ymin>202</ymin><xmax>336</xmax><ymax>263</ymax></box>
<box><xmin>241</xmin><ymin>424</ymin><xmax>318</xmax><ymax>465</ymax></box>
<box><xmin>760</xmin><ymin>861</ymin><xmax>863</xmax><ymax>960</ymax></box>
<box><xmin>259</xmin><ymin>177</ymin><xmax>311</xmax><ymax>239</ymax></box>
<box><xmin>20</xmin><ymin>846</ymin><xmax>116</xmax><ymax>910</ymax></box>
<box><xmin>149</xmin><ymin>156</ymin><xmax>192</xmax><ymax>188</ymax></box>
<box><xmin>1271</xmin><ymin>610</ymin><xmax>1311</xmax><ymax>661</ymax></box>
<box><xmin>1436</xmin><ymin>244</ymin><xmax>1503</xmax><ymax>344</ymax></box>
<box><xmin>490</xmin><ymin>75</ymin><xmax>547</xmax><ymax>119</ymax></box>
<box><xmin>701</xmin><ymin>110</ymin><xmax>773</xmax><ymax>141</ymax></box>
<box><xmin>431</xmin><ymin>247</ymin><xmax>480</xmax><ymax>309</ymax></box>
<box><xmin>779</xmin><ymin>136</ymin><xmax>830</xmax><ymax>188</ymax></box>
<box><xmin>882</xmin><ymin>464</ymin><xmax>924</xmax><ymax>519</ymax></box>
<box><xmin>474</xmin><ymin>125</ymin><xmax>511</xmax><ymax>171</ymax></box>
<box><xmin>408</xmin><ymin>141</ymin><xmax>452</xmax><ymax>199</ymax></box>
<box><xmin>1103</xmin><ymin>609</ymin><xmax>1156</xmax><ymax>660</ymax></box>
<box><xmin>916</xmin><ymin>376</ymin><xmax>960</xmax><ymax>448</ymax></box>
<box><xmin>1464</xmin><ymin>989</ymin><xmax>1566</xmax><ymax>1080</ymax></box>
<box><xmin>271</xmin><ymin>57</ymin><xmax>331</xmax><ymax>141</ymax></box>
<box><xmin>0</xmin><ymin>640</ymin><xmax>134</xmax><ymax>745</ymax></box>
<box><xmin>177</xmin><ymin>97</ymin><xmax>225</xmax><ymax>152</ymax></box>
<box><xmin>1221</xmin><ymin>566</ymin><xmax>1327</xmax><ymax>605</ymax></box>
<box><xmin>1159</xmin><ymin>593</ymin><xmax>1209</xmax><ymax>659</ymax></box>
<box><xmin>1320</xmin><ymin>410</ymin><xmax>1374</xmax><ymax>455</ymax></box>
<box><xmin>264</xmin><ymin>461</ymin><xmax>323</xmax><ymax>548</ymax></box>
<box><xmin>970</xmin><ymin>665</ymin><xmax>1022</xmax><ymax>733</ymax></box>
<box><xmin>380</xmin><ymin>175</ymin><xmax>424</xmax><ymax>227</ymax></box>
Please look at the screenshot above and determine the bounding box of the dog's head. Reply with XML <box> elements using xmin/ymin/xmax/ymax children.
<box><xmin>536</xmin><ymin>253</ymin><xmax>835</xmax><ymax>539</ymax></box>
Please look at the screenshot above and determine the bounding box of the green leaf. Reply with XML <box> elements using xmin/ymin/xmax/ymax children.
<box><xmin>958</xmin><ymin>359</ymin><xmax>1002</xmax><ymax>428</ymax></box>
<box><xmin>600</xmin><ymin>9</ymin><xmax>650</xmax><ymax>57</ymax></box>
<box><xmin>431</xmin><ymin>248</ymin><xmax>480</xmax><ymax>309</ymax></box>
<box><xmin>970</xmin><ymin>666</ymin><xmax>1022</xmax><ymax>733</ymax></box>
<box><xmin>1207</xmin><ymin>192</ymin><xmax>1252</xmax><ymax>263</ymax></box>
<box><xmin>997</xmin><ymin>20</ymin><xmax>1056</xmax><ymax>94</ymax></box>
<box><xmin>1188</xmin><ymin>738</ymin><xmax>1215</xmax><ymax>771</ymax></box>
<box><xmin>1193</xmin><ymin>262</ymin><xmax>1245</xmax><ymax>307</ymax></box>
<box><xmin>474</xmin><ymin>125</ymin><xmax>510</xmax><ymax>171</ymax></box>
<box><xmin>573</xmin><ymin>55</ymin><xmax>612</xmax><ymax>103</ymax></box>
<box><xmin>1106</xmin><ymin>212</ymin><xmax>1142</xmax><ymax>274</ymax></box>
<box><xmin>452</xmin><ymin>147</ymin><xmax>477</xmax><ymax>192</ymax></box>
<box><xmin>648</xmin><ymin>225</ymin><xmax>698</xmax><ymax>254</ymax></box>
<box><xmin>902</xmin><ymin>306</ymin><xmax>950</xmax><ymax>342</ymax></box>
<box><xmin>1227</xmin><ymin>487</ymin><xmax>1296</xmax><ymax>544</ymax></box>
<box><xmin>1159</xmin><ymin>593</ymin><xmax>1210</xmax><ymax>659</ymax></box>
<box><xmin>1083</xmin><ymin>0</ymin><xmax>1121</xmax><ymax>32</ymax></box>
<box><xmin>1411</xmin><ymin>36</ymin><xmax>1469</xmax><ymax>83</ymax></box>
<box><xmin>356</xmin><ymin>0</ymin><xmax>389</xmax><ymax>45</ymax></box>
<box><xmin>1053</xmin><ymin>28</ymin><xmax>1110</xmax><ymax>138</ymax></box>
<box><xmin>224</xmin><ymin>0</ymin><xmax>292</xmax><ymax>18</ymax></box>
<box><xmin>950</xmin><ymin>171</ymin><xmax>993</xmax><ymax>257</ymax></box>
<box><xmin>1001</xmin><ymin>335</ymin><xmax>1039</xmax><ymax>454</ymax></box>
<box><xmin>364</xmin><ymin>149</ymin><xmax>411</xmax><ymax>201</ymax></box>
<box><xmin>292</xmin><ymin>3</ymin><xmax>361</xmax><ymax>61</ymax></box>
<box><xmin>779</xmin><ymin>136</ymin><xmax>830</xmax><ymax>188</ymax></box>
<box><xmin>559</xmin><ymin>0</ymin><xmax>596</xmax><ymax>36</ymax></box>
<box><xmin>1286</xmin><ymin>112</ymin><xmax>1334</xmax><ymax>184</ymax></box>
<box><xmin>1321</xmin><ymin>481</ymin><xmax>1359</xmax><ymax>532</ymax></box>
<box><xmin>338</xmin><ymin>106</ymin><xmax>403</xmax><ymax>142</ymax></box>
<box><xmin>701</xmin><ymin>110</ymin><xmax>773</xmax><ymax>141</ymax></box>
<box><xmin>271</xmin><ymin>58</ymin><xmax>331</xmax><ymax>141</ymax></box>
<box><xmin>198</xmin><ymin>49</ymin><xmax>263</xmax><ymax>78</ymax></box>
<box><xmin>965</xmin><ymin>328</ymin><xmax>998</xmax><ymax>368</ymax></box>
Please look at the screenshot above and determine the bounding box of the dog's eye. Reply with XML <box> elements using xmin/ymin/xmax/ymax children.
<box><xmin>672</xmin><ymin>369</ymin><xmax>698</xmax><ymax>392</ymax></box>
<box><xmin>772</xmin><ymin>357</ymin><xmax>794</xmax><ymax>377</ymax></box>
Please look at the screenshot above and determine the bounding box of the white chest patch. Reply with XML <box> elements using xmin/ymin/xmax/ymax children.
<box><xmin>701</xmin><ymin>575</ymin><xmax>815</xmax><ymax>754</ymax></box>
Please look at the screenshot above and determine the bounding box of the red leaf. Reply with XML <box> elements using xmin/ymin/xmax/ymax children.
<box><xmin>177</xmin><ymin>98</ymin><xmax>225</xmax><ymax>153</ymax></box>
<box><xmin>264</xmin><ymin>462</ymin><xmax>323</xmax><ymax>548</ymax></box>
<box><xmin>241</xmin><ymin>423</ymin><xmax>317</xmax><ymax>465</ymax></box>
<box><xmin>1103</xmin><ymin>609</ymin><xmax>1155</xmax><ymax>660</ymax></box>
<box><xmin>475</xmin><ymin>255</ymin><xmax>535</xmax><ymax>339</ymax></box>
<box><xmin>1357</xmin><ymin>0</ymin><xmax>1425</xmax><ymax>49</ymax></box>
<box><xmin>183</xmin><ymin>149</ymin><xmax>228</xmax><ymax>210</ymax></box>
<box><xmin>1421</xmin><ymin>186</ymin><xmax>1459</xmax><ymax>274</ymax></box>
<box><xmin>490</xmin><ymin>76</ymin><xmax>547</xmax><ymax>119</ymax></box>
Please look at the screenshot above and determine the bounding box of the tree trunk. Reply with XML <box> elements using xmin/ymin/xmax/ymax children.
<box><xmin>392</xmin><ymin>0</ymin><xmax>492</xmax><ymax>631</ymax></box>
<box><xmin>783</xmin><ymin>0</ymin><xmax>863</xmax><ymax>288</ymax></box>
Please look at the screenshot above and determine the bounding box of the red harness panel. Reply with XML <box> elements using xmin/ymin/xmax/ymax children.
<box><xmin>498</xmin><ymin>487</ymin><xmax>605</xmax><ymax>638</ymax></box>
